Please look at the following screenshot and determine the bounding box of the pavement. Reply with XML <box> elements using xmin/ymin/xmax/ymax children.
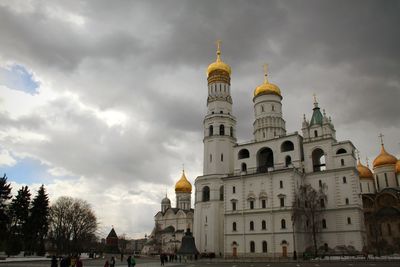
<box><xmin>1</xmin><ymin>258</ymin><xmax>400</xmax><ymax>267</ymax></box>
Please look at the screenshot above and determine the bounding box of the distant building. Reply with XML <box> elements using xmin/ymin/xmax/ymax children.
<box><xmin>105</xmin><ymin>227</ymin><xmax>119</xmax><ymax>253</ymax></box>
<box><xmin>142</xmin><ymin>171</ymin><xmax>194</xmax><ymax>254</ymax></box>
<box><xmin>359</xmin><ymin>145</ymin><xmax>400</xmax><ymax>254</ymax></box>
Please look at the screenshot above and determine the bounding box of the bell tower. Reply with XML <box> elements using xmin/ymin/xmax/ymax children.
<box><xmin>194</xmin><ymin>41</ymin><xmax>236</xmax><ymax>256</ymax></box>
<box><xmin>203</xmin><ymin>40</ymin><xmax>237</xmax><ymax>175</ymax></box>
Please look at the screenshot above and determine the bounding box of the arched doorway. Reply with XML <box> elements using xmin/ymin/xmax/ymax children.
<box><xmin>257</xmin><ymin>147</ymin><xmax>274</xmax><ymax>173</ymax></box>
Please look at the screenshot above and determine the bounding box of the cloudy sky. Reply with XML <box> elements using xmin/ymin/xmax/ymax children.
<box><xmin>0</xmin><ymin>0</ymin><xmax>399</xmax><ymax>239</ymax></box>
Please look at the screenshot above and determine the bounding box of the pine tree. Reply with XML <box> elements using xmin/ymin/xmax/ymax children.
<box><xmin>7</xmin><ymin>186</ymin><xmax>31</xmax><ymax>254</ymax></box>
<box><xmin>27</xmin><ymin>185</ymin><xmax>49</xmax><ymax>255</ymax></box>
<box><xmin>0</xmin><ymin>173</ymin><xmax>12</xmax><ymax>251</ymax></box>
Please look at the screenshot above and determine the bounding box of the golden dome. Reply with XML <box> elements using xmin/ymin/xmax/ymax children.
<box><xmin>253</xmin><ymin>64</ymin><xmax>281</xmax><ymax>97</ymax></box>
<box><xmin>357</xmin><ymin>160</ymin><xmax>373</xmax><ymax>180</ymax></box>
<box><xmin>373</xmin><ymin>145</ymin><xmax>397</xmax><ymax>168</ymax></box>
<box><xmin>207</xmin><ymin>41</ymin><xmax>231</xmax><ymax>76</ymax></box>
<box><xmin>396</xmin><ymin>160</ymin><xmax>400</xmax><ymax>174</ymax></box>
<box><xmin>175</xmin><ymin>170</ymin><xmax>192</xmax><ymax>193</ymax></box>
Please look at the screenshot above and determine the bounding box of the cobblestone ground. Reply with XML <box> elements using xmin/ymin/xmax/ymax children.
<box><xmin>1</xmin><ymin>258</ymin><xmax>400</xmax><ymax>267</ymax></box>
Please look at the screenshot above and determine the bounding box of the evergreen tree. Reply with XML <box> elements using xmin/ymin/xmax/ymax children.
<box><xmin>0</xmin><ymin>173</ymin><xmax>12</xmax><ymax>251</ymax></box>
<box><xmin>27</xmin><ymin>185</ymin><xmax>49</xmax><ymax>255</ymax></box>
<box><xmin>7</xmin><ymin>186</ymin><xmax>31</xmax><ymax>254</ymax></box>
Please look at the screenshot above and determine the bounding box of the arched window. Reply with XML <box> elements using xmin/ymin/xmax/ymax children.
<box><xmin>285</xmin><ymin>156</ymin><xmax>292</xmax><ymax>167</ymax></box>
<box><xmin>347</xmin><ymin>217</ymin><xmax>351</xmax><ymax>224</ymax></box>
<box><xmin>202</xmin><ymin>186</ymin><xmax>210</xmax><ymax>202</ymax></box>
<box><xmin>281</xmin><ymin>141</ymin><xmax>294</xmax><ymax>152</ymax></box>
<box><xmin>312</xmin><ymin>148</ymin><xmax>326</xmax><ymax>172</ymax></box>
<box><xmin>336</xmin><ymin>148</ymin><xmax>347</xmax><ymax>154</ymax></box>
<box><xmin>238</xmin><ymin>149</ymin><xmax>250</xmax><ymax>159</ymax></box>
<box><xmin>209</xmin><ymin>125</ymin><xmax>213</xmax><ymax>136</ymax></box>
<box><xmin>232</xmin><ymin>222</ymin><xmax>237</xmax><ymax>231</ymax></box>
<box><xmin>343</xmin><ymin>176</ymin><xmax>347</xmax><ymax>183</ymax></box>
<box><xmin>220</xmin><ymin>110</ymin><xmax>223</xmax><ymax>114</ymax></box>
<box><xmin>221</xmin><ymin>153</ymin><xmax>224</xmax><ymax>162</ymax></box>
<box><xmin>345</xmin><ymin>198</ymin><xmax>349</xmax><ymax>205</ymax></box>
<box><xmin>261</xmin><ymin>105</ymin><xmax>264</xmax><ymax>112</ymax></box>
<box><xmin>314</xmin><ymin>130</ymin><xmax>318</xmax><ymax>137</ymax></box>
<box><xmin>230</xmin><ymin>127</ymin><xmax>234</xmax><ymax>137</ymax></box>
<box><xmin>219</xmin><ymin>186</ymin><xmax>224</xmax><ymax>201</ymax></box>
<box><xmin>281</xmin><ymin>219</ymin><xmax>286</xmax><ymax>229</ymax></box>
<box><xmin>280</xmin><ymin>180</ymin><xmax>283</xmax><ymax>188</ymax></box>
<box><xmin>271</xmin><ymin>105</ymin><xmax>275</xmax><ymax>111</ymax></box>
<box><xmin>257</xmin><ymin>147</ymin><xmax>274</xmax><ymax>173</ymax></box>
<box><xmin>250</xmin><ymin>241</ymin><xmax>255</xmax><ymax>253</ymax></box>
<box><xmin>262</xmin><ymin>220</ymin><xmax>266</xmax><ymax>230</ymax></box>
<box><xmin>262</xmin><ymin>241</ymin><xmax>267</xmax><ymax>253</ymax></box>
<box><xmin>322</xmin><ymin>219</ymin><xmax>327</xmax><ymax>229</ymax></box>
<box><xmin>319</xmin><ymin>180</ymin><xmax>322</xmax><ymax>187</ymax></box>
<box><xmin>219</xmin><ymin>124</ymin><xmax>225</xmax><ymax>135</ymax></box>
<box><xmin>250</xmin><ymin>221</ymin><xmax>254</xmax><ymax>231</ymax></box>
<box><xmin>341</xmin><ymin>159</ymin><xmax>345</xmax><ymax>166</ymax></box>
<box><xmin>241</xmin><ymin>163</ymin><xmax>247</xmax><ymax>172</ymax></box>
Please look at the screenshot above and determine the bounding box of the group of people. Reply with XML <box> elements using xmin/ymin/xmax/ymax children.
<box><xmin>51</xmin><ymin>255</ymin><xmax>83</xmax><ymax>267</ymax></box>
<box><xmin>104</xmin><ymin>255</ymin><xmax>136</xmax><ymax>267</ymax></box>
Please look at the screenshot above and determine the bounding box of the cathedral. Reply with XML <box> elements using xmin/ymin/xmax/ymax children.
<box><xmin>192</xmin><ymin>43</ymin><xmax>400</xmax><ymax>258</ymax></box>
<box><xmin>143</xmin><ymin>171</ymin><xmax>194</xmax><ymax>254</ymax></box>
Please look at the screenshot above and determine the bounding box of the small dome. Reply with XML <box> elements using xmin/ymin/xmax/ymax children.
<box><xmin>175</xmin><ymin>171</ymin><xmax>192</xmax><ymax>193</ymax></box>
<box><xmin>357</xmin><ymin>160</ymin><xmax>373</xmax><ymax>180</ymax></box>
<box><xmin>373</xmin><ymin>145</ymin><xmax>397</xmax><ymax>168</ymax></box>
<box><xmin>253</xmin><ymin>64</ymin><xmax>281</xmax><ymax>98</ymax></box>
<box><xmin>161</xmin><ymin>196</ymin><xmax>171</xmax><ymax>205</ymax></box>
<box><xmin>396</xmin><ymin>160</ymin><xmax>400</xmax><ymax>174</ymax></box>
<box><xmin>207</xmin><ymin>41</ymin><xmax>231</xmax><ymax>76</ymax></box>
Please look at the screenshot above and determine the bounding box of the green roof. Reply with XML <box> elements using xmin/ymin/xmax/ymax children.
<box><xmin>310</xmin><ymin>106</ymin><xmax>323</xmax><ymax>126</ymax></box>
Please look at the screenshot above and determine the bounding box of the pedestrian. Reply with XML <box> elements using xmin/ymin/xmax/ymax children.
<box><xmin>104</xmin><ymin>260</ymin><xmax>109</xmax><ymax>267</ymax></box>
<box><xmin>160</xmin><ymin>254</ymin><xmax>165</xmax><ymax>266</ymax></box>
<box><xmin>51</xmin><ymin>255</ymin><xmax>58</xmax><ymax>267</ymax></box>
<box><xmin>110</xmin><ymin>256</ymin><xmax>115</xmax><ymax>267</ymax></box>
<box><xmin>127</xmin><ymin>255</ymin><xmax>131</xmax><ymax>267</ymax></box>
<box><xmin>76</xmin><ymin>257</ymin><xmax>83</xmax><ymax>267</ymax></box>
<box><xmin>130</xmin><ymin>256</ymin><xmax>136</xmax><ymax>267</ymax></box>
<box><xmin>60</xmin><ymin>257</ymin><xmax>67</xmax><ymax>267</ymax></box>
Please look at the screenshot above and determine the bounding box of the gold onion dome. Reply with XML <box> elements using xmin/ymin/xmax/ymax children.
<box><xmin>373</xmin><ymin>145</ymin><xmax>397</xmax><ymax>168</ymax></box>
<box><xmin>396</xmin><ymin>160</ymin><xmax>400</xmax><ymax>174</ymax></box>
<box><xmin>253</xmin><ymin>64</ymin><xmax>281</xmax><ymax>97</ymax></box>
<box><xmin>207</xmin><ymin>40</ymin><xmax>231</xmax><ymax>76</ymax></box>
<box><xmin>175</xmin><ymin>170</ymin><xmax>192</xmax><ymax>193</ymax></box>
<box><xmin>357</xmin><ymin>159</ymin><xmax>373</xmax><ymax>180</ymax></box>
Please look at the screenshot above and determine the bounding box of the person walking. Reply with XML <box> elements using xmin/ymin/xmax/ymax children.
<box><xmin>130</xmin><ymin>256</ymin><xmax>136</xmax><ymax>267</ymax></box>
<box><xmin>51</xmin><ymin>255</ymin><xmax>58</xmax><ymax>267</ymax></box>
<box><xmin>104</xmin><ymin>260</ymin><xmax>109</xmax><ymax>267</ymax></box>
<box><xmin>160</xmin><ymin>254</ymin><xmax>165</xmax><ymax>266</ymax></box>
<box><xmin>110</xmin><ymin>256</ymin><xmax>115</xmax><ymax>267</ymax></box>
<box><xmin>126</xmin><ymin>255</ymin><xmax>131</xmax><ymax>267</ymax></box>
<box><xmin>76</xmin><ymin>257</ymin><xmax>83</xmax><ymax>267</ymax></box>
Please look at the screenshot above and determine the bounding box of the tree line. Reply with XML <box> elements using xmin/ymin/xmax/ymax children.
<box><xmin>0</xmin><ymin>174</ymin><xmax>98</xmax><ymax>256</ymax></box>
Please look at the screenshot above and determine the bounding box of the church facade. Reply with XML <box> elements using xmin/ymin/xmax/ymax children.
<box><xmin>143</xmin><ymin>171</ymin><xmax>194</xmax><ymax>255</ymax></box>
<box><xmin>192</xmin><ymin>44</ymin><xmax>399</xmax><ymax>258</ymax></box>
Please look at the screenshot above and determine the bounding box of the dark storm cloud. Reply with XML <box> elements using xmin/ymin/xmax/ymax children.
<box><xmin>1</xmin><ymin>0</ymin><xmax>399</xmax><ymax>237</ymax></box>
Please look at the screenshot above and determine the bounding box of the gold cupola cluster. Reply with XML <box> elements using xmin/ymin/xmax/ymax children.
<box><xmin>396</xmin><ymin>160</ymin><xmax>400</xmax><ymax>174</ymax></box>
<box><xmin>175</xmin><ymin>170</ymin><xmax>192</xmax><ymax>193</ymax></box>
<box><xmin>253</xmin><ymin>64</ymin><xmax>282</xmax><ymax>98</ymax></box>
<box><xmin>207</xmin><ymin>40</ymin><xmax>231</xmax><ymax>77</ymax></box>
<box><xmin>357</xmin><ymin>158</ymin><xmax>373</xmax><ymax>180</ymax></box>
<box><xmin>373</xmin><ymin>144</ymin><xmax>397</xmax><ymax>168</ymax></box>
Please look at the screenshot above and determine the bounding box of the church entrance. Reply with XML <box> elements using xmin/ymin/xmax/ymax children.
<box><xmin>232</xmin><ymin>247</ymin><xmax>237</xmax><ymax>257</ymax></box>
<box><xmin>282</xmin><ymin>246</ymin><xmax>287</xmax><ymax>257</ymax></box>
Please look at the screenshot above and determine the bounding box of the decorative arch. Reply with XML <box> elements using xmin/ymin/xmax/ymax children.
<box><xmin>281</xmin><ymin>141</ymin><xmax>294</xmax><ymax>152</ymax></box>
<box><xmin>238</xmin><ymin>149</ymin><xmax>250</xmax><ymax>159</ymax></box>
<box><xmin>219</xmin><ymin>124</ymin><xmax>225</xmax><ymax>135</ymax></box>
<box><xmin>336</xmin><ymin>148</ymin><xmax>347</xmax><ymax>154</ymax></box>
<box><xmin>312</xmin><ymin>148</ymin><xmax>326</xmax><ymax>172</ymax></box>
<box><xmin>202</xmin><ymin>186</ymin><xmax>210</xmax><ymax>202</ymax></box>
<box><xmin>257</xmin><ymin>147</ymin><xmax>274</xmax><ymax>172</ymax></box>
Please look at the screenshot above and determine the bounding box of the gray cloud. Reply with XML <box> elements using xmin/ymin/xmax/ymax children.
<box><xmin>0</xmin><ymin>0</ymin><xmax>399</xmax><ymax>237</ymax></box>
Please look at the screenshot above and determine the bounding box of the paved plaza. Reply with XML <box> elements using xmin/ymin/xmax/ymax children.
<box><xmin>1</xmin><ymin>258</ymin><xmax>400</xmax><ymax>267</ymax></box>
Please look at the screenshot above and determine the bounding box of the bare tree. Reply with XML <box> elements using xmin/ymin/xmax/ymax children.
<box><xmin>48</xmin><ymin>196</ymin><xmax>97</xmax><ymax>254</ymax></box>
<box><xmin>292</xmin><ymin>183</ymin><xmax>327</xmax><ymax>257</ymax></box>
